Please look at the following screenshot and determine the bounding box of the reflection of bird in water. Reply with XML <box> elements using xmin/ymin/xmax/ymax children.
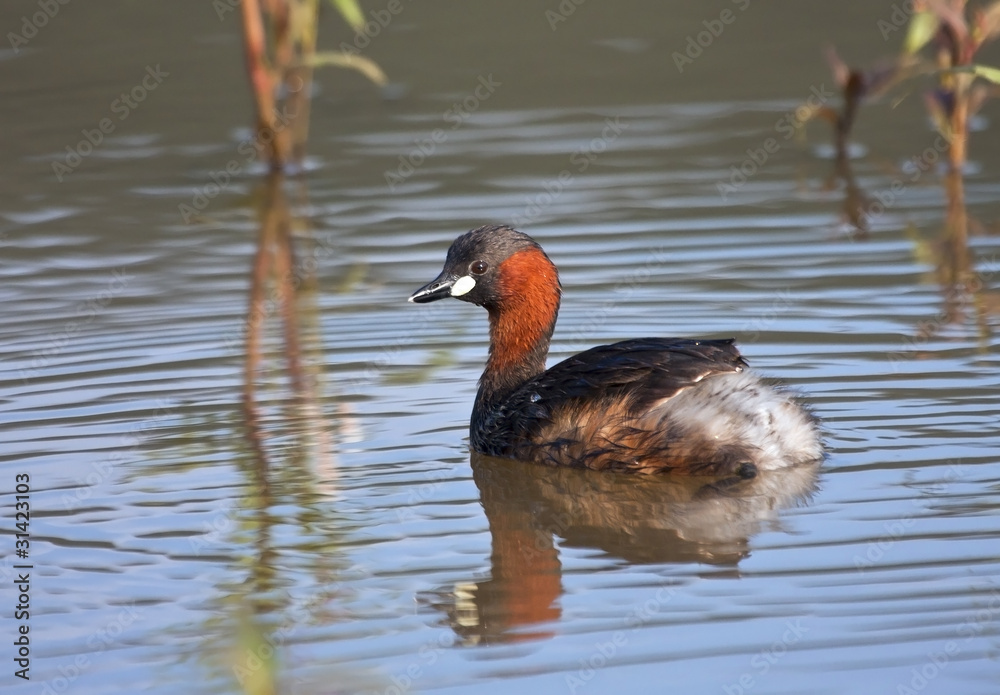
<box><xmin>422</xmin><ymin>454</ymin><xmax>819</xmax><ymax>646</ymax></box>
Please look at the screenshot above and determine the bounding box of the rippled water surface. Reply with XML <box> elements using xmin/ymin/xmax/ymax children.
<box><xmin>3</xmin><ymin>1</ymin><xmax>1000</xmax><ymax>693</ymax></box>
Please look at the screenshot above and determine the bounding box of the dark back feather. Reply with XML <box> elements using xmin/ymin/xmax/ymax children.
<box><xmin>472</xmin><ymin>337</ymin><xmax>747</xmax><ymax>468</ymax></box>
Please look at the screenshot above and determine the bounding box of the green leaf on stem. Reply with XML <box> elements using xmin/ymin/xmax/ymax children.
<box><xmin>970</xmin><ymin>63</ymin><xmax>1000</xmax><ymax>83</ymax></box>
<box><xmin>905</xmin><ymin>11</ymin><xmax>940</xmax><ymax>54</ymax></box>
<box><xmin>328</xmin><ymin>0</ymin><xmax>365</xmax><ymax>33</ymax></box>
<box><xmin>308</xmin><ymin>51</ymin><xmax>389</xmax><ymax>86</ymax></box>
<box><xmin>951</xmin><ymin>63</ymin><xmax>1000</xmax><ymax>84</ymax></box>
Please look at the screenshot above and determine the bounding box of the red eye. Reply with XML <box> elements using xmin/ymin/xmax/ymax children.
<box><xmin>471</xmin><ymin>260</ymin><xmax>488</xmax><ymax>275</ymax></box>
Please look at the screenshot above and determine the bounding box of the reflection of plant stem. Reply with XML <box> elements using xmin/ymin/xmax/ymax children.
<box><xmin>242</xmin><ymin>173</ymin><xmax>337</xmax><ymax>476</ymax></box>
<box><xmin>243</xmin><ymin>179</ymin><xmax>274</xmax><ymax>473</ymax></box>
<box><xmin>829</xmin><ymin>152</ymin><xmax>870</xmax><ymax>237</ymax></box>
<box><xmin>239</xmin><ymin>203</ymin><xmax>278</xmax><ymax>690</ymax></box>
<box><xmin>244</xmin><ymin>174</ymin><xmax>296</xmax><ymax>466</ymax></box>
<box><xmin>939</xmin><ymin>170</ymin><xmax>974</xmax><ymax>327</ymax></box>
<box><xmin>903</xmin><ymin>170</ymin><xmax>995</xmax><ymax>350</ymax></box>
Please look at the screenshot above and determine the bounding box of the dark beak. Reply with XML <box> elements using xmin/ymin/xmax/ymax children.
<box><xmin>408</xmin><ymin>271</ymin><xmax>457</xmax><ymax>303</ymax></box>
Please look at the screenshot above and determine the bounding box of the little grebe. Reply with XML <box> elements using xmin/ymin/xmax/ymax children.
<box><xmin>409</xmin><ymin>225</ymin><xmax>822</xmax><ymax>476</ymax></box>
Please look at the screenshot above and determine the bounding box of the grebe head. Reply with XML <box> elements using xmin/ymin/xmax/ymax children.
<box><xmin>409</xmin><ymin>225</ymin><xmax>560</xmax><ymax>312</ymax></box>
<box><xmin>409</xmin><ymin>225</ymin><xmax>562</xmax><ymax>396</ymax></box>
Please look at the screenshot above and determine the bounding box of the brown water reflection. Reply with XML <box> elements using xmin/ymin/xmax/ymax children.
<box><xmin>818</xmin><ymin>79</ymin><xmax>998</xmax><ymax>344</ymax></box>
<box><xmin>429</xmin><ymin>454</ymin><xmax>818</xmax><ymax>646</ymax></box>
<box><xmin>932</xmin><ymin>171</ymin><xmax>998</xmax><ymax>347</ymax></box>
<box><xmin>830</xmin><ymin>154</ymin><xmax>999</xmax><ymax>352</ymax></box>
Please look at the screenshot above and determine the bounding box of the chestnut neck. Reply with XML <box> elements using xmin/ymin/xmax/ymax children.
<box><xmin>476</xmin><ymin>248</ymin><xmax>561</xmax><ymax>410</ymax></box>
